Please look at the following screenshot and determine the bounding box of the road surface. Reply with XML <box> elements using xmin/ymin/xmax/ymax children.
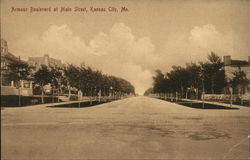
<box><xmin>1</xmin><ymin>96</ymin><xmax>249</xmax><ymax>159</ymax></box>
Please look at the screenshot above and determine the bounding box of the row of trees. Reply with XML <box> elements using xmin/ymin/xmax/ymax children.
<box><xmin>146</xmin><ymin>52</ymin><xmax>249</xmax><ymax>98</ymax></box>
<box><xmin>62</xmin><ymin>64</ymin><xmax>135</xmax><ymax>96</ymax></box>
<box><xmin>3</xmin><ymin>55</ymin><xmax>135</xmax><ymax>104</ymax></box>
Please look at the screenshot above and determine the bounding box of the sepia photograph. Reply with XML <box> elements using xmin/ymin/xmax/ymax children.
<box><xmin>1</xmin><ymin>0</ymin><xmax>249</xmax><ymax>159</ymax></box>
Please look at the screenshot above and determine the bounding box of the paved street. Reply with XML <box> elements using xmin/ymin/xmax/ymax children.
<box><xmin>1</xmin><ymin>96</ymin><xmax>249</xmax><ymax>160</ymax></box>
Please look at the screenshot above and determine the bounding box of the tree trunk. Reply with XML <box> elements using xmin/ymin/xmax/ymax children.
<box><xmin>90</xmin><ymin>87</ymin><xmax>93</xmax><ymax>105</ymax></box>
<box><xmin>175</xmin><ymin>91</ymin><xmax>178</xmax><ymax>102</ymax></box>
<box><xmin>18</xmin><ymin>80</ymin><xmax>21</xmax><ymax>106</ymax></box>
<box><xmin>41</xmin><ymin>84</ymin><xmax>44</xmax><ymax>104</ymax></box>
<box><xmin>68</xmin><ymin>85</ymin><xmax>71</xmax><ymax>99</ymax></box>
<box><xmin>196</xmin><ymin>88</ymin><xmax>199</xmax><ymax>100</ymax></box>
<box><xmin>181</xmin><ymin>85</ymin><xmax>183</xmax><ymax>99</ymax></box>
<box><xmin>52</xmin><ymin>85</ymin><xmax>54</xmax><ymax>103</ymax></box>
<box><xmin>57</xmin><ymin>88</ymin><xmax>60</xmax><ymax>102</ymax></box>
<box><xmin>240</xmin><ymin>87</ymin><xmax>243</xmax><ymax>105</ymax></box>
<box><xmin>211</xmin><ymin>79</ymin><xmax>214</xmax><ymax>94</ymax></box>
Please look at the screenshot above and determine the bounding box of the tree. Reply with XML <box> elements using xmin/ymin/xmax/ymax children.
<box><xmin>144</xmin><ymin>88</ymin><xmax>153</xmax><ymax>96</ymax></box>
<box><xmin>64</xmin><ymin>63</ymin><xmax>135</xmax><ymax>99</ymax></box>
<box><xmin>33</xmin><ymin>65</ymin><xmax>53</xmax><ymax>104</ymax></box>
<box><xmin>186</xmin><ymin>63</ymin><xmax>201</xmax><ymax>89</ymax></box>
<box><xmin>151</xmin><ymin>52</ymin><xmax>228</xmax><ymax>100</ymax></box>
<box><xmin>50</xmin><ymin>66</ymin><xmax>66</xmax><ymax>102</ymax></box>
<box><xmin>152</xmin><ymin>70</ymin><xmax>165</xmax><ymax>93</ymax></box>
<box><xmin>167</xmin><ymin>66</ymin><xmax>191</xmax><ymax>97</ymax></box>
<box><xmin>200</xmin><ymin>52</ymin><xmax>227</xmax><ymax>94</ymax></box>
<box><xmin>230</xmin><ymin>71</ymin><xmax>249</xmax><ymax>95</ymax></box>
<box><xmin>4</xmin><ymin>57</ymin><xmax>33</xmax><ymax>106</ymax></box>
<box><xmin>64</xmin><ymin>64</ymin><xmax>81</xmax><ymax>96</ymax></box>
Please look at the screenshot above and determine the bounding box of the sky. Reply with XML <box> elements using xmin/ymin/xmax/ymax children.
<box><xmin>1</xmin><ymin>0</ymin><xmax>250</xmax><ymax>95</ymax></box>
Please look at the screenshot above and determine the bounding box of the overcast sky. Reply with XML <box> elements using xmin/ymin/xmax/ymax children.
<box><xmin>1</xmin><ymin>0</ymin><xmax>250</xmax><ymax>94</ymax></box>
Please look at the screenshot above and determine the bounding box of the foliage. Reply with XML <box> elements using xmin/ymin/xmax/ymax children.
<box><xmin>33</xmin><ymin>65</ymin><xmax>53</xmax><ymax>86</ymax></box>
<box><xmin>144</xmin><ymin>88</ymin><xmax>153</xmax><ymax>96</ymax></box>
<box><xmin>63</xmin><ymin>64</ymin><xmax>135</xmax><ymax>96</ymax></box>
<box><xmin>152</xmin><ymin>70</ymin><xmax>165</xmax><ymax>93</ymax></box>
<box><xmin>152</xmin><ymin>52</ymin><xmax>229</xmax><ymax>96</ymax></box>
<box><xmin>230</xmin><ymin>71</ymin><xmax>249</xmax><ymax>94</ymax></box>
<box><xmin>200</xmin><ymin>52</ymin><xmax>227</xmax><ymax>94</ymax></box>
<box><xmin>4</xmin><ymin>56</ymin><xmax>33</xmax><ymax>83</ymax></box>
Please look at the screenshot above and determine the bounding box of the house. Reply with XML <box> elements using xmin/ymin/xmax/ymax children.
<box><xmin>223</xmin><ymin>55</ymin><xmax>250</xmax><ymax>79</ymax></box>
<box><xmin>223</xmin><ymin>55</ymin><xmax>250</xmax><ymax>98</ymax></box>
<box><xmin>28</xmin><ymin>54</ymin><xmax>64</xmax><ymax>95</ymax></box>
<box><xmin>28</xmin><ymin>54</ymin><xmax>62</xmax><ymax>71</ymax></box>
<box><xmin>1</xmin><ymin>38</ymin><xmax>33</xmax><ymax>96</ymax></box>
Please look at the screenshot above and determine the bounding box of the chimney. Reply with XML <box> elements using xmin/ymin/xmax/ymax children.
<box><xmin>223</xmin><ymin>56</ymin><xmax>231</xmax><ymax>65</ymax></box>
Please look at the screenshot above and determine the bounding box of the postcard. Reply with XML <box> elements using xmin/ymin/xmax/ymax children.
<box><xmin>1</xmin><ymin>0</ymin><xmax>249</xmax><ymax>159</ymax></box>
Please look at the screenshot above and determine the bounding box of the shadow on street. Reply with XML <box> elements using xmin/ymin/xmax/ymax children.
<box><xmin>158</xmin><ymin>98</ymin><xmax>239</xmax><ymax>110</ymax></box>
<box><xmin>47</xmin><ymin>100</ymin><xmax>114</xmax><ymax>108</ymax></box>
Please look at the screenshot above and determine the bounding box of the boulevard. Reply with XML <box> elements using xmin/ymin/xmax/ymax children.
<box><xmin>1</xmin><ymin>96</ymin><xmax>249</xmax><ymax>159</ymax></box>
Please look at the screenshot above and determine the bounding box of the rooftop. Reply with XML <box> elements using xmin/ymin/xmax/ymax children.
<box><xmin>230</xmin><ymin>60</ymin><xmax>249</xmax><ymax>66</ymax></box>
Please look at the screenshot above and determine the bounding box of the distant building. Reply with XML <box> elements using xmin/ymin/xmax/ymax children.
<box><xmin>1</xmin><ymin>38</ymin><xmax>33</xmax><ymax>96</ymax></box>
<box><xmin>1</xmin><ymin>38</ymin><xmax>8</xmax><ymax>55</ymax></box>
<box><xmin>28</xmin><ymin>54</ymin><xmax>62</xmax><ymax>70</ymax></box>
<box><xmin>28</xmin><ymin>54</ymin><xmax>63</xmax><ymax>95</ymax></box>
<box><xmin>1</xmin><ymin>38</ymin><xmax>19</xmax><ymax>86</ymax></box>
<box><xmin>223</xmin><ymin>55</ymin><xmax>250</xmax><ymax>79</ymax></box>
<box><xmin>1</xmin><ymin>39</ymin><xmax>18</xmax><ymax>74</ymax></box>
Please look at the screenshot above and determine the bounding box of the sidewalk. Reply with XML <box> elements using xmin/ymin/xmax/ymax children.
<box><xmin>174</xmin><ymin>98</ymin><xmax>247</xmax><ymax>109</ymax></box>
<box><xmin>153</xmin><ymin>95</ymin><xmax>248</xmax><ymax>109</ymax></box>
<box><xmin>1</xmin><ymin>100</ymin><xmax>90</xmax><ymax>109</ymax></box>
<box><xmin>1</xmin><ymin>96</ymin><xmax>124</xmax><ymax>109</ymax></box>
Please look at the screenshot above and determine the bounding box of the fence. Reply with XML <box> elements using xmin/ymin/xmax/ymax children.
<box><xmin>1</xmin><ymin>86</ymin><xmax>33</xmax><ymax>96</ymax></box>
<box><xmin>149</xmin><ymin>93</ymin><xmax>249</xmax><ymax>106</ymax></box>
